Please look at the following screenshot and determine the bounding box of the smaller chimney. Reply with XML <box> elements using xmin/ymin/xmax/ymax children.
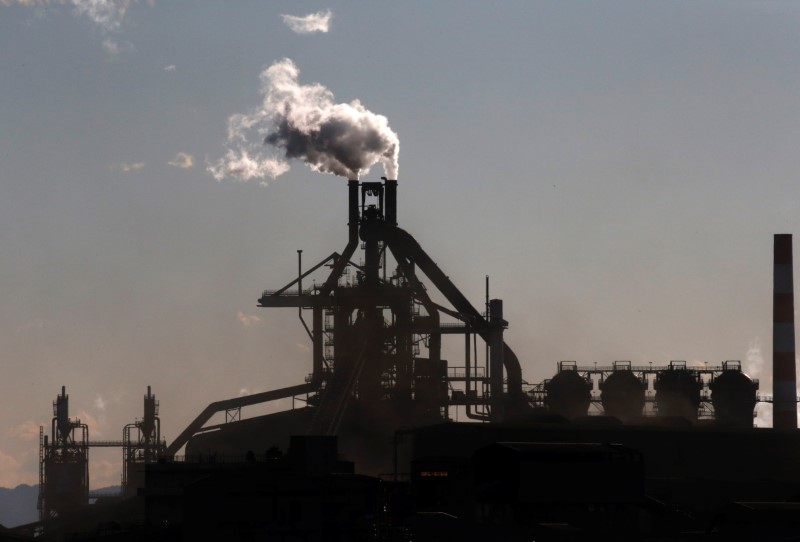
<box><xmin>774</xmin><ymin>234</ymin><xmax>797</xmax><ymax>430</ymax></box>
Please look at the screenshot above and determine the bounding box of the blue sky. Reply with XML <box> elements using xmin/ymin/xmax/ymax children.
<box><xmin>1</xmin><ymin>0</ymin><xmax>800</xmax><ymax>487</ymax></box>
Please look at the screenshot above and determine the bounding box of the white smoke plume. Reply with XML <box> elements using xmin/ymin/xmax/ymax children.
<box><xmin>744</xmin><ymin>338</ymin><xmax>772</xmax><ymax>428</ymax></box>
<box><xmin>282</xmin><ymin>9</ymin><xmax>332</xmax><ymax>34</ymax></box>
<box><xmin>208</xmin><ymin>58</ymin><xmax>399</xmax><ymax>183</ymax></box>
<box><xmin>208</xmin><ymin>149</ymin><xmax>289</xmax><ymax>185</ymax></box>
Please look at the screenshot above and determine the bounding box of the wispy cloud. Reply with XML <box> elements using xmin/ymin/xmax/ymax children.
<box><xmin>8</xmin><ymin>422</ymin><xmax>40</xmax><ymax>442</ymax></box>
<box><xmin>15</xmin><ymin>317</ymin><xmax>45</xmax><ymax>333</ymax></box>
<box><xmin>282</xmin><ymin>9</ymin><xmax>332</xmax><ymax>34</ymax></box>
<box><xmin>168</xmin><ymin>152</ymin><xmax>194</xmax><ymax>169</ymax></box>
<box><xmin>117</xmin><ymin>161</ymin><xmax>145</xmax><ymax>172</ymax></box>
<box><xmin>93</xmin><ymin>394</ymin><xmax>106</xmax><ymax>412</ymax></box>
<box><xmin>2</xmin><ymin>0</ymin><xmax>146</xmax><ymax>53</ymax></box>
<box><xmin>72</xmin><ymin>0</ymin><xmax>133</xmax><ymax>33</ymax></box>
<box><xmin>90</xmin><ymin>458</ymin><xmax>120</xmax><ymax>488</ymax></box>
<box><xmin>0</xmin><ymin>450</ymin><xmax>25</xmax><ymax>487</ymax></box>
<box><xmin>163</xmin><ymin>64</ymin><xmax>176</xmax><ymax>72</ymax></box>
<box><xmin>237</xmin><ymin>311</ymin><xmax>262</xmax><ymax>328</ymax></box>
<box><xmin>76</xmin><ymin>409</ymin><xmax>100</xmax><ymax>437</ymax></box>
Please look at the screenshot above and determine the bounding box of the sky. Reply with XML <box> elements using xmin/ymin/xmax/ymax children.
<box><xmin>1</xmin><ymin>0</ymin><xmax>800</xmax><ymax>488</ymax></box>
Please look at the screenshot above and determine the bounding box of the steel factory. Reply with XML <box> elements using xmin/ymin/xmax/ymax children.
<box><xmin>11</xmin><ymin>179</ymin><xmax>800</xmax><ymax>541</ymax></box>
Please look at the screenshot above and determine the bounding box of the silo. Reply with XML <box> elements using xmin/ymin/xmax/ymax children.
<box><xmin>710</xmin><ymin>361</ymin><xmax>758</xmax><ymax>428</ymax></box>
<box><xmin>545</xmin><ymin>362</ymin><xmax>592</xmax><ymax>419</ymax></box>
<box><xmin>600</xmin><ymin>362</ymin><xmax>646</xmax><ymax>422</ymax></box>
<box><xmin>654</xmin><ymin>361</ymin><xmax>702</xmax><ymax>421</ymax></box>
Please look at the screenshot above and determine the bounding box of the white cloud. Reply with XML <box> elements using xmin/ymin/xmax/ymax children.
<box><xmin>168</xmin><ymin>152</ymin><xmax>194</xmax><ymax>169</ymax></box>
<box><xmin>163</xmin><ymin>64</ymin><xmax>176</xmax><ymax>72</ymax></box>
<box><xmin>237</xmin><ymin>311</ymin><xmax>262</xmax><ymax>328</ymax></box>
<box><xmin>282</xmin><ymin>9</ymin><xmax>332</xmax><ymax>34</ymax></box>
<box><xmin>93</xmin><ymin>394</ymin><xmax>106</xmax><ymax>412</ymax></box>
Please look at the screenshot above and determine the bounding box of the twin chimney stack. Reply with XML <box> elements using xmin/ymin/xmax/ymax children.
<box><xmin>773</xmin><ymin>234</ymin><xmax>797</xmax><ymax>430</ymax></box>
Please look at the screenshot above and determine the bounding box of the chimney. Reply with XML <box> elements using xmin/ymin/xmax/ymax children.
<box><xmin>774</xmin><ymin>234</ymin><xmax>797</xmax><ymax>430</ymax></box>
<box><xmin>348</xmin><ymin>180</ymin><xmax>359</xmax><ymax>242</ymax></box>
<box><xmin>384</xmin><ymin>179</ymin><xmax>397</xmax><ymax>226</ymax></box>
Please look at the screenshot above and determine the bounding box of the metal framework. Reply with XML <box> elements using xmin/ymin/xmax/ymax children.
<box><xmin>255</xmin><ymin>179</ymin><xmax>528</xmax><ymax>434</ymax></box>
<box><xmin>39</xmin><ymin>387</ymin><xmax>89</xmax><ymax>520</ymax></box>
<box><xmin>122</xmin><ymin>386</ymin><xmax>167</xmax><ymax>493</ymax></box>
<box><xmin>166</xmin><ymin>178</ymin><xmax>530</xmax><ymax>455</ymax></box>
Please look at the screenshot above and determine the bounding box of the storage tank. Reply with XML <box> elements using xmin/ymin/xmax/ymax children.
<box><xmin>545</xmin><ymin>362</ymin><xmax>591</xmax><ymax>419</ymax></box>
<box><xmin>600</xmin><ymin>364</ymin><xmax>646</xmax><ymax>422</ymax></box>
<box><xmin>709</xmin><ymin>361</ymin><xmax>758</xmax><ymax>428</ymax></box>
<box><xmin>654</xmin><ymin>361</ymin><xmax>702</xmax><ymax>421</ymax></box>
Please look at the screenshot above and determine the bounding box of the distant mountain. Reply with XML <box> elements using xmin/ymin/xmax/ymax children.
<box><xmin>0</xmin><ymin>484</ymin><xmax>122</xmax><ymax>528</ymax></box>
<box><xmin>0</xmin><ymin>484</ymin><xmax>38</xmax><ymax>528</ymax></box>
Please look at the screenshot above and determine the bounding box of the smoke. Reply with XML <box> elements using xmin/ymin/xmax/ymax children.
<box><xmin>282</xmin><ymin>9</ymin><xmax>332</xmax><ymax>34</ymax></box>
<box><xmin>208</xmin><ymin>58</ymin><xmax>399</xmax><ymax>183</ymax></box>
<box><xmin>744</xmin><ymin>338</ymin><xmax>772</xmax><ymax>428</ymax></box>
<box><xmin>208</xmin><ymin>149</ymin><xmax>289</xmax><ymax>185</ymax></box>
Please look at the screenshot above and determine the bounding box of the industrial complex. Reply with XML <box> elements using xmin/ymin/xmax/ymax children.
<box><xmin>10</xmin><ymin>179</ymin><xmax>800</xmax><ymax>541</ymax></box>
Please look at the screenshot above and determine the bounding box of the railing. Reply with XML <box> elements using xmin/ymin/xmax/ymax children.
<box><xmin>447</xmin><ymin>366</ymin><xmax>486</xmax><ymax>379</ymax></box>
<box><xmin>261</xmin><ymin>288</ymin><xmax>316</xmax><ymax>297</ymax></box>
<box><xmin>756</xmin><ymin>395</ymin><xmax>800</xmax><ymax>403</ymax></box>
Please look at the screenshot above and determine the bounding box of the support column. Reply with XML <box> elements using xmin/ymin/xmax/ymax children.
<box><xmin>489</xmin><ymin>299</ymin><xmax>506</xmax><ymax>422</ymax></box>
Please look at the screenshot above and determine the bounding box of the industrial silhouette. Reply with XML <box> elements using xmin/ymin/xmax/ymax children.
<box><xmin>9</xmin><ymin>180</ymin><xmax>800</xmax><ymax>541</ymax></box>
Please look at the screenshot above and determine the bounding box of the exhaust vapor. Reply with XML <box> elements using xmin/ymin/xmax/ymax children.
<box><xmin>208</xmin><ymin>58</ymin><xmax>399</xmax><ymax>184</ymax></box>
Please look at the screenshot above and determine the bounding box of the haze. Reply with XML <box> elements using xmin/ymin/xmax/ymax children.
<box><xmin>1</xmin><ymin>1</ymin><xmax>799</xmax><ymax>488</ymax></box>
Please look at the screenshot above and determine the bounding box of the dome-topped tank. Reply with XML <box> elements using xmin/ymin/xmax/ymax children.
<box><xmin>654</xmin><ymin>361</ymin><xmax>702</xmax><ymax>421</ymax></box>
<box><xmin>710</xmin><ymin>361</ymin><xmax>758</xmax><ymax>428</ymax></box>
<box><xmin>545</xmin><ymin>362</ymin><xmax>591</xmax><ymax>419</ymax></box>
<box><xmin>600</xmin><ymin>363</ymin><xmax>646</xmax><ymax>422</ymax></box>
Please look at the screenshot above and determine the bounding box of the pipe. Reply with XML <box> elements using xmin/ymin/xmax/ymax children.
<box><xmin>774</xmin><ymin>233</ymin><xmax>797</xmax><ymax>430</ymax></box>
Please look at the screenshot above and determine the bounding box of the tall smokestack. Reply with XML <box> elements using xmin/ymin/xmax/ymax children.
<box><xmin>774</xmin><ymin>234</ymin><xmax>797</xmax><ymax>430</ymax></box>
